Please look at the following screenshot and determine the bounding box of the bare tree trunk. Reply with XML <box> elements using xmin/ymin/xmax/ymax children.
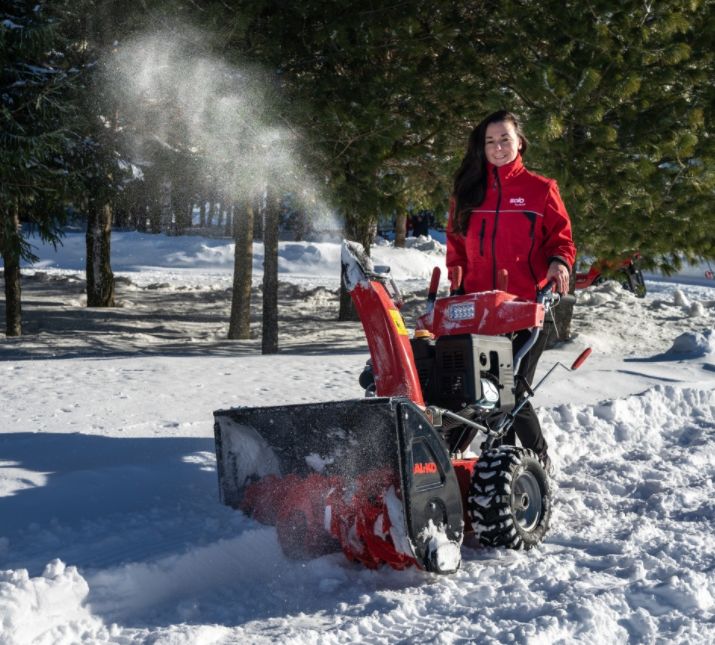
<box><xmin>217</xmin><ymin>192</ymin><xmax>225</xmax><ymax>229</ymax></box>
<box><xmin>199</xmin><ymin>199</ymin><xmax>206</xmax><ymax>227</ymax></box>
<box><xmin>394</xmin><ymin>212</ymin><xmax>407</xmax><ymax>248</ymax></box>
<box><xmin>1</xmin><ymin>205</ymin><xmax>22</xmax><ymax>336</ymax></box>
<box><xmin>174</xmin><ymin>196</ymin><xmax>192</xmax><ymax>234</ymax></box>
<box><xmin>86</xmin><ymin>202</ymin><xmax>115</xmax><ymax>307</ymax></box>
<box><xmin>224</xmin><ymin>203</ymin><xmax>233</xmax><ymax>237</ymax></box>
<box><xmin>292</xmin><ymin>209</ymin><xmax>307</xmax><ymax>241</ymax></box>
<box><xmin>160</xmin><ymin>176</ymin><xmax>175</xmax><ymax>234</ymax></box>
<box><xmin>228</xmin><ymin>200</ymin><xmax>254</xmax><ymax>339</ymax></box>
<box><xmin>148</xmin><ymin>192</ymin><xmax>161</xmax><ymax>233</ymax></box>
<box><xmin>262</xmin><ymin>189</ymin><xmax>280</xmax><ymax>354</ymax></box>
<box><xmin>136</xmin><ymin>185</ymin><xmax>148</xmax><ymax>231</ymax></box>
<box><xmin>207</xmin><ymin>194</ymin><xmax>216</xmax><ymax>228</ymax></box>
<box><xmin>253</xmin><ymin>198</ymin><xmax>264</xmax><ymax>240</ymax></box>
<box><xmin>338</xmin><ymin>214</ymin><xmax>376</xmax><ymax>321</ymax></box>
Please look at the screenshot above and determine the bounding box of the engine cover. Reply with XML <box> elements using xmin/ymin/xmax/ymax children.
<box><xmin>411</xmin><ymin>334</ymin><xmax>515</xmax><ymax>412</ymax></box>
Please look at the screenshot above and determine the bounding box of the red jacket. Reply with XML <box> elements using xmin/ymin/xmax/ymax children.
<box><xmin>446</xmin><ymin>155</ymin><xmax>576</xmax><ymax>301</ymax></box>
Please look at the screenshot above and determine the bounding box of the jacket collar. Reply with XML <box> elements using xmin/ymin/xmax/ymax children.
<box><xmin>487</xmin><ymin>154</ymin><xmax>524</xmax><ymax>184</ymax></box>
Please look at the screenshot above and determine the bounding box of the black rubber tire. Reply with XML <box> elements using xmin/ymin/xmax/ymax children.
<box><xmin>468</xmin><ymin>446</ymin><xmax>551</xmax><ymax>550</ymax></box>
<box><xmin>619</xmin><ymin>266</ymin><xmax>647</xmax><ymax>298</ymax></box>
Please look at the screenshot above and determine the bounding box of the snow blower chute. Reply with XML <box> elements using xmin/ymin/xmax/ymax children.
<box><xmin>214</xmin><ymin>241</ymin><xmax>589</xmax><ymax>574</ymax></box>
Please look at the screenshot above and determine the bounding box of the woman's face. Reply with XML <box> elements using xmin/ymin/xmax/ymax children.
<box><xmin>484</xmin><ymin>121</ymin><xmax>522</xmax><ymax>167</ymax></box>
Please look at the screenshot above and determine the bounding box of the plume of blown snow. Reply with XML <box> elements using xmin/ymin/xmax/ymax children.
<box><xmin>107</xmin><ymin>26</ymin><xmax>340</xmax><ymax>235</ymax></box>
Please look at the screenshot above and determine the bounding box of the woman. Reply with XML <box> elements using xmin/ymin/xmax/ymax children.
<box><xmin>446</xmin><ymin>110</ymin><xmax>576</xmax><ymax>472</ymax></box>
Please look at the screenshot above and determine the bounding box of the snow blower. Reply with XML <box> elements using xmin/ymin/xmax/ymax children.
<box><xmin>214</xmin><ymin>241</ymin><xmax>589</xmax><ymax>574</ymax></box>
<box><xmin>575</xmin><ymin>253</ymin><xmax>647</xmax><ymax>297</ymax></box>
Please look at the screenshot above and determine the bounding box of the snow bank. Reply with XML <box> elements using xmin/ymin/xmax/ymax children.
<box><xmin>0</xmin><ymin>560</ymin><xmax>109</xmax><ymax>645</ymax></box>
<box><xmin>572</xmin><ymin>281</ymin><xmax>715</xmax><ymax>356</ymax></box>
<box><xmin>544</xmin><ymin>384</ymin><xmax>715</xmax><ymax>461</ymax></box>
<box><xmin>664</xmin><ymin>329</ymin><xmax>715</xmax><ymax>358</ymax></box>
<box><xmin>371</xmin><ymin>237</ymin><xmax>446</xmax><ymax>283</ymax></box>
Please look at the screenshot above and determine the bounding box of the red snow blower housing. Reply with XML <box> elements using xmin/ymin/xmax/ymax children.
<box><xmin>214</xmin><ymin>241</ymin><xmax>589</xmax><ymax>574</ymax></box>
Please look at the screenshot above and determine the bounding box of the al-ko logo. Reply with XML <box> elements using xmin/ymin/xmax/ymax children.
<box><xmin>413</xmin><ymin>462</ymin><xmax>438</xmax><ymax>475</ymax></box>
<box><xmin>509</xmin><ymin>197</ymin><xmax>526</xmax><ymax>206</ymax></box>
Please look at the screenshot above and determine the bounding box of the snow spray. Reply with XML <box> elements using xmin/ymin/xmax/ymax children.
<box><xmin>106</xmin><ymin>26</ymin><xmax>339</xmax><ymax>235</ymax></box>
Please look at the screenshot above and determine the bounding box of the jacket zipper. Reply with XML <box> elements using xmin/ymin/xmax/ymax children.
<box><xmin>479</xmin><ymin>219</ymin><xmax>486</xmax><ymax>255</ymax></box>
<box><xmin>492</xmin><ymin>167</ymin><xmax>501</xmax><ymax>289</ymax></box>
<box><xmin>524</xmin><ymin>211</ymin><xmax>539</xmax><ymax>289</ymax></box>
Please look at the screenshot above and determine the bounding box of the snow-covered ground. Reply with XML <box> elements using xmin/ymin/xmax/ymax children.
<box><xmin>1</xmin><ymin>231</ymin><xmax>714</xmax><ymax>644</ymax></box>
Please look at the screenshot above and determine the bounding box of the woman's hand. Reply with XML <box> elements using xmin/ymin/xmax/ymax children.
<box><xmin>546</xmin><ymin>261</ymin><xmax>570</xmax><ymax>294</ymax></box>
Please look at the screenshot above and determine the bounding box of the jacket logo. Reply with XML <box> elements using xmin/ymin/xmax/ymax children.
<box><xmin>509</xmin><ymin>197</ymin><xmax>526</xmax><ymax>206</ymax></box>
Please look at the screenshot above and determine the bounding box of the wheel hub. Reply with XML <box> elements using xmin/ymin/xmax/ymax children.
<box><xmin>512</xmin><ymin>470</ymin><xmax>543</xmax><ymax>531</ymax></box>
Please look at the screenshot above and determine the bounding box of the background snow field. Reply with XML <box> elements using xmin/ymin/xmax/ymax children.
<box><xmin>1</xmin><ymin>232</ymin><xmax>714</xmax><ymax>644</ymax></box>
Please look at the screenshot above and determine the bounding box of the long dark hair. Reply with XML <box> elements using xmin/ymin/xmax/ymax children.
<box><xmin>451</xmin><ymin>110</ymin><xmax>528</xmax><ymax>235</ymax></box>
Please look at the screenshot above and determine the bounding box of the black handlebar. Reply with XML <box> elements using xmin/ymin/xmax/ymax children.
<box><xmin>536</xmin><ymin>280</ymin><xmax>576</xmax><ymax>307</ymax></box>
<box><xmin>536</xmin><ymin>280</ymin><xmax>557</xmax><ymax>304</ymax></box>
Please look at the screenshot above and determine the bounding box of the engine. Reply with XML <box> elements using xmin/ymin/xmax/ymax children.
<box><xmin>410</xmin><ymin>333</ymin><xmax>516</xmax><ymax>454</ymax></box>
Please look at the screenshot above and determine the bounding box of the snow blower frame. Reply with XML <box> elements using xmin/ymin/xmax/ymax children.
<box><xmin>214</xmin><ymin>241</ymin><xmax>588</xmax><ymax>574</ymax></box>
<box><xmin>575</xmin><ymin>253</ymin><xmax>647</xmax><ymax>297</ymax></box>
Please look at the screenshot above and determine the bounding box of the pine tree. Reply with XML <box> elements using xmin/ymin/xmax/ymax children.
<box><xmin>212</xmin><ymin>1</ymin><xmax>499</xmax><ymax>320</ymax></box>
<box><xmin>0</xmin><ymin>1</ymin><xmax>79</xmax><ymax>335</ymax></box>
<box><xmin>69</xmin><ymin>0</ymin><xmax>137</xmax><ymax>307</ymax></box>
<box><xmin>482</xmin><ymin>0</ymin><xmax>715</xmax><ymax>271</ymax></box>
<box><xmin>212</xmin><ymin>2</ymin><xmax>493</xmax><ymax>225</ymax></box>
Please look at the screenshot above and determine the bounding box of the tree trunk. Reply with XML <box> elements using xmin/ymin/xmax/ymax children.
<box><xmin>148</xmin><ymin>193</ymin><xmax>161</xmax><ymax>233</ymax></box>
<box><xmin>217</xmin><ymin>204</ymin><xmax>224</xmax><ymax>229</ymax></box>
<box><xmin>113</xmin><ymin>204</ymin><xmax>129</xmax><ymax>229</ymax></box>
<box><xmin>160</xmin><ymin>176</ymin><xmax>174</xmax><ymax>234</ymax></box>
<box><xmin>338</xmin><ymin>214</ymin><xmax>376</xmax><ymax>321</ymax></box>
<box><xmin>136</xmin><ymin>190</ymin><xmax>148</xmax><ymax>231</ymax></box>
<box><xmin>224</xmin><ymin>204</ymin><xmax>233</xmax><ymax>237</ymax></box>
<box><xmin>207</xmin><ymin>195</ymin><xmax>216</xmax><ymax>228</ymax></box>
<box><xmin>253</xmin><ymin>200</ymin><xmax>264</xmax><ymax>240</ymax></box>
<box><xmin>262</xmin><ymin>189</ymin><xmax>280</xmax><ymax>354</ymax></box>
<box><xmin>86</xmin><ymin>202</ymin><xmax>115</xmax><ymax>307</ymax></box>
<box><xmin>174</xmin><ymin>195</ymin><xmax>192</xmax><ymax>234</ymax></box>
<box><xmin>186</xmin><ymin>202</ymin><xmax>194</xmax><ymax>230</ymax></box>
<box><xmin>1</xmin><ymin>205</ymin><xmax>22</xmax><ymax>336</ymax></box>
<box><xmin>199</xmin><ymin>199</ymin><xmax>206</xmax><ymax>227</ymax></box>
<box><xmin>394</xmin><ymin>212</ymin><xmax>407</xmax><ymax>248</ymax></box>
<box><xmin>228</xmin><ymin>200</ymin><xmax>254</xmax><ymax>339</ymax></box>
<box><xmin>292</xmin><ymin>209</ymin><xmax>307</xmax><ymax>241</ymax></box>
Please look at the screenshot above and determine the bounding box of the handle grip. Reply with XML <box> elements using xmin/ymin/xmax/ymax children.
<box><xmin>427</xmin><ymin>267</ymin><xmax>441</xmax><ymax>303</ymax></box>
<box><xmin>448</xmin><ymin>266</ymin><xmax>464</xmax><ymax>296</ymax></box>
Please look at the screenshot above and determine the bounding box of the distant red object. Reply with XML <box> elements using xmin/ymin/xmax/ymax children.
<box><xmin>575</xmin><ymin>254</ymin><xmax>646</xmax><ymax>297</ymax></box>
